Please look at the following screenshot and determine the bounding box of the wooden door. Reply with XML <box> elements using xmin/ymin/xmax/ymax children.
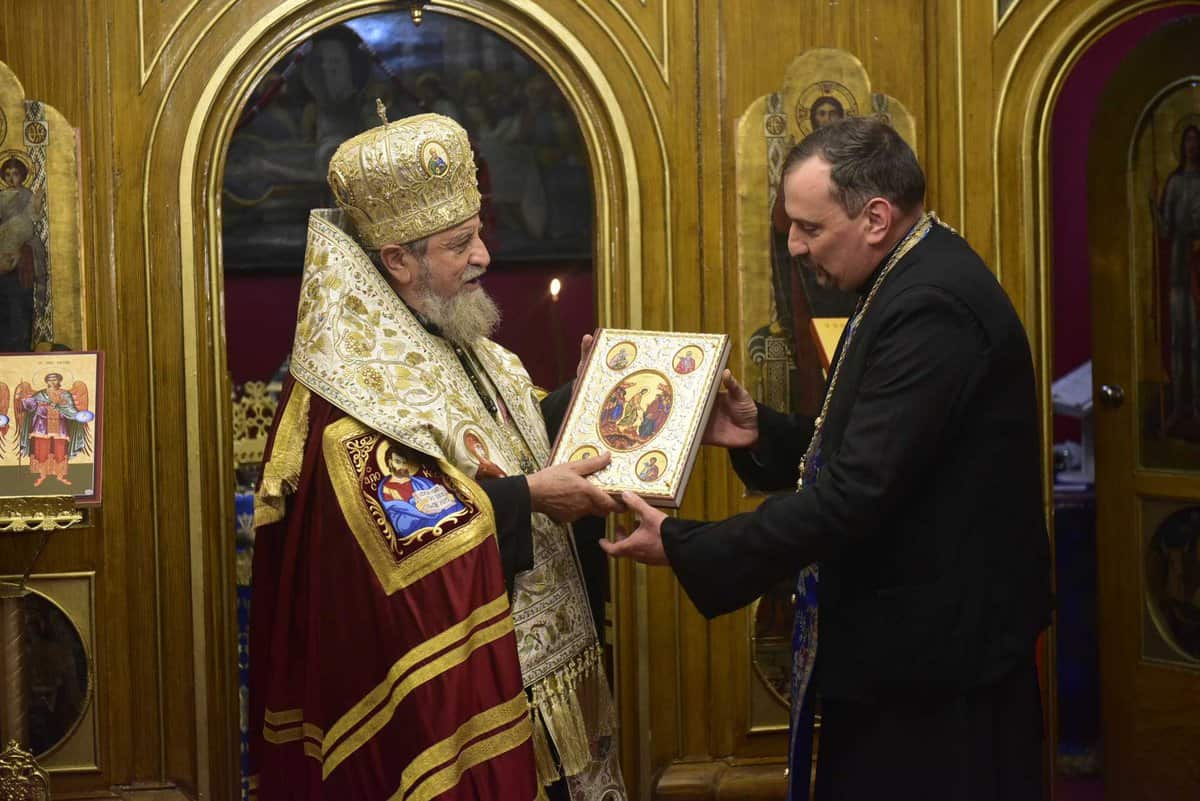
<box><xmin>1088</xmin><ymin>18</ymin><xmax>1200</xmax><ymax>800</ymax></box>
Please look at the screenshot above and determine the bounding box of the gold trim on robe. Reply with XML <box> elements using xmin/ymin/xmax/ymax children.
<box><xmin>321</xmin><ymin>417</ymin><xmax>497</xmax><ymax>594</ymax></box>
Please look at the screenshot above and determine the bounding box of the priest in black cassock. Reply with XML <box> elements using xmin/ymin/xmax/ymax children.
<box><xmin>602</xmin><ymin>118</ymin><xmax>1052</xmax><ymax>801</ymax></box>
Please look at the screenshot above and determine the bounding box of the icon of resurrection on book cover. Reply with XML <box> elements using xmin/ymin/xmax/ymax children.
<box><xmin>549</xmin><ymin>328</ymin><xmax>730</xmax><ymax>507</ymax></box>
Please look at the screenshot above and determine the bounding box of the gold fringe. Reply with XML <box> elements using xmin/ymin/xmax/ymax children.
<box><xmin>254</xmin><ymin>383</ymin><xmax>312</xmax><ymax>528</ymax></box>
<box><xmin>529</xmin><ymin>705</ymin><xmax>560</xmax><ymax>786</ymax></box>
<box><xmin>529</xmin><ymin>644</ymin><xmax>608</xmax><ymax>777</ymax></box>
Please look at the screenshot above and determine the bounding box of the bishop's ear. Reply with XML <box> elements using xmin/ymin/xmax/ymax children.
<box><xmin>379</xmin><ymin>244</ymin><xmax>417</xmax><ymax>288</ymax></box>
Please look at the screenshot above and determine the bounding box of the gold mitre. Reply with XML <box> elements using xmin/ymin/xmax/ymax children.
<box><xmin>327</xmin><ymin>110</ymin><xmax>481</xmax><ymax>248</ymax></box>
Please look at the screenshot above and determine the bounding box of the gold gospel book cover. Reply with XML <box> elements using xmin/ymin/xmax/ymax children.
<box><xmin>549</xmin><ymin>328</ymin><xmax>730</xmax><ymax>507</ymax></box>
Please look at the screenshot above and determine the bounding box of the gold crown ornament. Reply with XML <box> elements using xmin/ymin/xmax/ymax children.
<box><xmin>326</xmin><ymin>104</ymin><xmax>481</xmax><ymax>248</ymax></box>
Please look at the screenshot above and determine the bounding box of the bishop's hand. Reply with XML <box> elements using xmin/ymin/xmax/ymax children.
<box><xmin>598</xmin><ymin>492</ymin><xmax>668</xmax><ymax>566</ymax></box>
<box><xmin>702</xmin><ymin>370</ymin><xmax>759</xmax><ymax>449</ymax></box>
<box><xmin>527</xmin><ymin>453</ymin><xmax>619</xmax><ymax>523</ymax></box>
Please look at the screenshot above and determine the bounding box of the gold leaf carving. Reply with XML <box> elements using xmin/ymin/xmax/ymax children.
<box><xmin>0</xmin><ymin>739</ymin><xmax>50</xmax><ymax>800</ymax></box>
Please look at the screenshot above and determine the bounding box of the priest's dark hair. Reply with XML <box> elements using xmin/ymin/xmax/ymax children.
<box><xmin>782</xmin><ymin>116</ymin><xmax>925</xmax><ymax>217</ymax></box>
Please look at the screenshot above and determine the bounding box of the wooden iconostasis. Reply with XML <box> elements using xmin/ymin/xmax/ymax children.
<box><xmin>1</xmin><ymin>1</ymin><xmax>1199</xmax><ymax>799</ymax></box>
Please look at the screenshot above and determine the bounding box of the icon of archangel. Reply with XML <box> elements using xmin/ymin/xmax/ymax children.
<box><xmin>0</xmin><ymin>372</ymin><xmax>94</xmax><ymax>488</ymax></box>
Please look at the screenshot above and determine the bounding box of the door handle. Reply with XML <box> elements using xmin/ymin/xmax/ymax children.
<box><xmin>1098</xmin><ymin>383</ymin><xmax>1125</xmax><ymax>408</ymax></box>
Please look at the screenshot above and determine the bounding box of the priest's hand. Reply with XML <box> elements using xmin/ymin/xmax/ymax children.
<box><xmin>576</xmin><ymin>333</ymin><xmax>594</xmax><ymax>380</ymax></box>
<box><xmin>598</xmin><ymin>492</ymin><xmax>668</xmax><ymax>566</ymax></box>
<box><xmin>527</xmin><ymin>453</ymin><xmax>620</xmax><ymax>523</ymax></box>
<box><xmin>702</xmin><ymin>370</ymin><xmax>759</xmax><ymax>449</ymax></box>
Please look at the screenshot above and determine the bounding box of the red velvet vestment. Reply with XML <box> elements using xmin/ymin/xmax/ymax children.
<box><xmin>248</xmin><ymin>381</ymin><xmax>541</xmax><ymax>801</ymax></box>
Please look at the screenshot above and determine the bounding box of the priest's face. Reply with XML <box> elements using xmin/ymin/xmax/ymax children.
<box><xmin>783</xmin><ymin>156</ymin><xmax>877</xmax><ymax>292</ymax></box>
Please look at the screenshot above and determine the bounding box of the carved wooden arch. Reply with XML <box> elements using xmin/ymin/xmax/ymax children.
<box><xmin>993</xmin><ymin>0</ymin><xmax>1197</xmax><ymax>386</ymax></box>
<box><xmin>141</xmin><ymin>1</ymin><xmax>657</xmax><ymax>796</ymax></box>
<box><xmin>991</xmin><ymin>1</ymin><xmax>1200</xmax><ymax>793</ymax></box>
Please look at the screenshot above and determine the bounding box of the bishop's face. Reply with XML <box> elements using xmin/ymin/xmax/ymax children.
<box><xmin>385</xmin><ymin>214</ymin><xmax>501</xmax><ymax>345</ymax></box>
<box><xmin>783</xmin><ymin>157</ymin><xmax>877</xmax><ymax>293</ymax></box>
<box><xmin>416</xmin><ymin>215</ymin><xmax>490</xmax><ymax>301</ymax></box>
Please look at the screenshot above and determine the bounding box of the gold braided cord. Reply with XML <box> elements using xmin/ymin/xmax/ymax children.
<box><xmin>797</xmin><ymin>212</ymin><xmax>942</xmax><ymax>489</ymax></box>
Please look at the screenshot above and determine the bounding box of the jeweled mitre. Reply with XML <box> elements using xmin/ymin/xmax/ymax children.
<box><xmin>326</xmin><ymin>112</ymin><xmax>481</xmax><ymax>248</ymax></box>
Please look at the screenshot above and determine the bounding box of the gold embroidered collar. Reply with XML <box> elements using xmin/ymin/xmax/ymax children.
<box><xmin>290</xmin><ymin>209</ymin><xmax>475</xmax><ymax>461</ymax></box>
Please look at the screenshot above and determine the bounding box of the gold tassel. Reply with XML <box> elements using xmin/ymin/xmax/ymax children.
<box><xmin>529</xmin><ymin>706</ymin><xmax>561</xmax><ymax>786</ymax></box>
<box><xmin>573</xmin><ymin>646</ymin><xmax>608</xmax><ymax>740</ymax></box>
<box><xmin>559</xmin><ymin>688</ymin><xmax>590</xmax><ymax>772</ymax></box>
<box><xmin>532</xmin><ymin>649</ymin><xmax>604</xmax><ymax>777</ymax></box>
<box><xmin>254</xmin><ymin>384</ymin><xmax>312</xmax><ymax>527</ymax></box>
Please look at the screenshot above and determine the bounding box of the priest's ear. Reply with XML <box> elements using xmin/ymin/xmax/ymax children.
<box><xmin>378</xmin><ymin>243</ymin><xmax>420</xmax><ymax>289</ymax></box>
<box><xmin>861</xmin><ymin>197</ymin><xmax>895</xmax><ymax>246</ymax></box>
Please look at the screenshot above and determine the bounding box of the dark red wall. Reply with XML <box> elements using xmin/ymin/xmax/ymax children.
<box><xmin>482</xmin><ymin>261</ymin><xmax>596</xmax><ymax>390</ymax></box>
<box><xmin>223</xmin><ymin>261</ymin><xmax>595</xmax><ymax>391</ymax></box>
<box><xmin>223</xmin><ymin>273</ymin><xmax>301</xmax><ymax>385</ymax></box>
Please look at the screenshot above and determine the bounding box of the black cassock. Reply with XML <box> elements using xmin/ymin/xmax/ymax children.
<box><xmin>663</xmin><ymin>224</ymin><xmax>1052</xmax><ymax>801</ymax></box>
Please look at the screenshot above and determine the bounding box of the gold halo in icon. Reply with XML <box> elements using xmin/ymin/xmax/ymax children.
<box><xmin>672</xmin><ymin>346</ymin><xmax>703</xmax><ymax>375</ymax></box>
<box><xmin>635</xmin><ymin>450</ymin><xmax>667</xmax><ymax>482</ymax></box>
<box><xmin>569</xmin><ymin>445</ymin><xmax>600</xmax><ymax>462</ymax></box>
<box><xmin>605</xmin><ymin>341</ymin><xmax>637</xmax><ymax>370</ymax></box>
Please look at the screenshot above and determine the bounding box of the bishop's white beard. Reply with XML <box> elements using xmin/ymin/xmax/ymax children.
<box><xmin>415</xmin><ymin>263</ymin><xmax>502</xmax><ymax>346</ymax></box>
